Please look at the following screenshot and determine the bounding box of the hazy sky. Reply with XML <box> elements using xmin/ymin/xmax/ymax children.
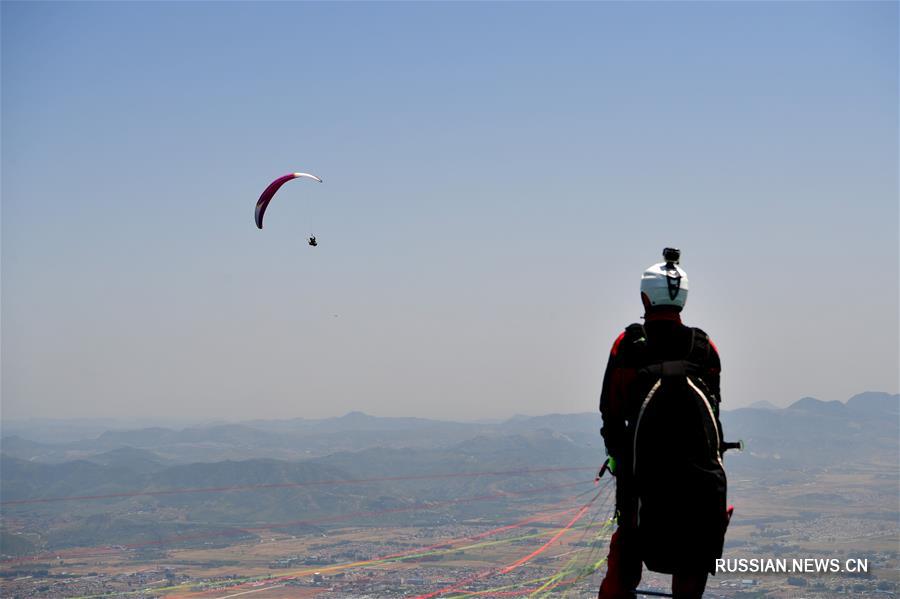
<box><xmin>2</xmin><ymin>2</ymin><xmax>897</xmax><ymax>422</ymax></box>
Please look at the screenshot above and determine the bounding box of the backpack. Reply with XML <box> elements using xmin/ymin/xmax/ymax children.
<box><xmin>623</xmin><ymin>323</ymin><xmax>728</xmax><ymax>574</ymax></box>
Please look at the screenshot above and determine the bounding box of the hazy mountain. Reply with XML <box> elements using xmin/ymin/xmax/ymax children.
<box><xmin>0</xmin><ymin>433</ymin><xmax>591</xmax><ymax>553</ymax></box>
<box><xmin>746</xmin><ymin>400</ymin><xmax>779</xmax><ymax>410</ymax></box>
<box><xmin>0</xmin><ymin>418</ymin><xmax>221</xmax><ymax>444</ymax></box>
<box><xmin>3</xmin><ymin>394</ymin><xmax>896</xmax><ymax>470</ymax></box>
<box><xmin>1</xmin><ymin>391</ymin><xmax>896</xmax><ymax>557</ymax></box>
<box><xmin>846</xmin><ymin>390</ymin><xmax>900</xmax><ymax>416</ymax></box>
<box><xmin>84</xmin><ymin>446</ymin><xmax>170</xmax><ymax>473</ymax></box>
<box><xmin>787</xmin><ymin>396</ymin><xmax>848</xmax><ymax>414</ymax></box>
<box><xmin>2</xmin><ymin>414</ymin><xmax>494</xmax><ymax>464</ymax></box>
<box><xmin>721</xmin><ymin>392</ymin><xmax>899</xmax><ymax>473</ymax></box>
<box><xmin>0</xmin><ymin>455</ymin><xmax>148</xmax><ymax>504</ymax></box>
<box><xmin>0</xmin><ymin>435</ymin><xmax>47</xmax><ymax>456</ymax></box>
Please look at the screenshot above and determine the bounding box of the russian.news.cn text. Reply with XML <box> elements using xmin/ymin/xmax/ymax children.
<box><xmin>716</xmin><ymin>558</ymin><xmax>869</xmax><ymax>575</ymax></box>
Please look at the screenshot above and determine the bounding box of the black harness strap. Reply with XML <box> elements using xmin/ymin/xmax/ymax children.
<box><xmin>632</xmin><ymin>326</ymin><xmax>710</xmax><ymax>380</ymax></box>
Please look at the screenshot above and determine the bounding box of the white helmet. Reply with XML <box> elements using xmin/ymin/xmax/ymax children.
<box><xmin>640</xmin><ymin>248</ymin><xmax>689</xmax><ymax>309</ymax></box>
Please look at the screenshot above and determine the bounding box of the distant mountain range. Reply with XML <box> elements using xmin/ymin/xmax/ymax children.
<box><xmin>722</xmin><ymin>391</ymin><xmax>899</xmax><ymax>470</ymax></box>
<box><xmin>1</xmin><ymin>391</ymin><xmax>896</xmax><ymax>557</ymax></box>
<box><xmin>0</xmin><ymin>410</ymin><xmax>606</xmax><ymax>465</ymax></box>
<box><xmin>2</xmin><ymin>392</ymin><xmax>895</xmax><ymax>466</ymax></box>
<box><xmin>0</xmin><ymin>428</ymin><xmax>596</xmax><ymax>555</ymax></box>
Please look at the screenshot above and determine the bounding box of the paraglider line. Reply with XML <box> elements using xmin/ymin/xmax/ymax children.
<box><xmin>4</xmin><ymin>479</ymin><xmax>593</xmax><ymax>565</ymax></box>
<box><xmin>66</xmin><ymin>486</ymin><xmax>612</xmax><ymax>599</ymax></box>
<box><xmin>410</xmin><ymin>487</ymin><xmax>604</xmax><ymax>599</ymax></box>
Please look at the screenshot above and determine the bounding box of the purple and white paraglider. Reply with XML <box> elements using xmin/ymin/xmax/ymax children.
<box><xmin>254</xmin><ymin>172</ymin><xmax>323</xmax><ymax>230</ymax></box>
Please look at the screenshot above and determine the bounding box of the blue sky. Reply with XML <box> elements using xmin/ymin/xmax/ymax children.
<box><xmin>2</xmin><ymin>1</ymin><xmax>897</xmax><ymax>421</ymax></box>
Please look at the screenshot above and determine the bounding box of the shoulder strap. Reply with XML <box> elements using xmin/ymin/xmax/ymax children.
<box><xmin>687</xmin><ymin>328</ymin><xmax>711</xmax><ymax>365</ymax></box>
<box><xmin>613</xmin><ymin>323</ymin><xmax>648</xmax><ymax>369</ymax></box>
<box><xmin>625</xmin><ymin>323</ymin><xmax>647</xmax><ymax>344</ymax></box>
<box><xmin>687</xmin><ymin>327</ymin><xmax>720</xmax><ymax>415</ymax></box>
<box><xmin>636</xmin><ymin>326</ymin><xmax>710</xmax><ymax>379</ymax></box>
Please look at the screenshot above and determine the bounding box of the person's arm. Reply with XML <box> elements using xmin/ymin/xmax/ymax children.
<box><xmin>599</xmin><ymin>332</ymin><xmax>629</xmax><ymax>464</ymax></box>
<box><xmin>705</xmin><ymin>338</ymin><xmax>722</xmax><ymax>411</ymax></box>
<box><xmin>704</xmin><ymin>338</ymin><xmax>728</xmax><ymax>457</ymax></box>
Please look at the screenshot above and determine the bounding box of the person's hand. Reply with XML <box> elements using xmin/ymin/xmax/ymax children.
<box><xmin>596</xmin><ymin>456</ymin><xmax>617</xmax><ymax>481</ymax></box>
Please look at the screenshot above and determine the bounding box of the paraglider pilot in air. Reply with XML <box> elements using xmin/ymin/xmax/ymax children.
<box><xmin>308</xmin><ymin>236</ymin><xmax>317</xmax><ymax>247</ymax></box>
<box><xmin>597</xmin><ymin>248</ymin><xmax>732</xmax><ymax>599</ymax></box>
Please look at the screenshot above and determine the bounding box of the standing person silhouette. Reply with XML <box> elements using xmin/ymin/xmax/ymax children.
<box><xmin>597</xmin><ymin>248</ymin><xmax>730</xmax><ymax>599</ymax></box>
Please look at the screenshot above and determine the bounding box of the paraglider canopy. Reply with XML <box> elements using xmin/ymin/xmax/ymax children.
<box><xmin>254</xmin><ymin>172</ymin><xmax>322</xmax><ymax>229</ymax></box>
